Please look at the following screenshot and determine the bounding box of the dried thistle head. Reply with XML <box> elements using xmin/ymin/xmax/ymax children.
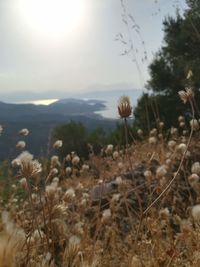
<box><xmin>178</xmin><ymin>87</ymin><xmax>194</xmax><ymax>104</ymax></box>
<box><xmin>14</xmin><ymin>151</ymin><xmax>42</xmax><ymax>178</ymax></box>
<box><xmin>118</xmin><ymin>95</ymin><xmax>132</xmax><ymax>118</ymax></box>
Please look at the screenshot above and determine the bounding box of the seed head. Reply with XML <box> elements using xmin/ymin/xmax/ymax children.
<box><xmin>14</xmin><ymin>151</ymin><xmax>42</xmax><ymax>177</ymax></box>
<box><xmin>118</xmin><ymin>95</ymin><xmax>132</xmax><ymax>118</ymax></box>
<box><xmin>16</xmin><ymin>141</ymin><xmax>26</xmax><ymax>149</ymax></box>
<box><xmin>18</xmin><ymin>128</ymin><xmax>29</xmax><ymax>136</ymax></box>
<box><xmin>53</xmin><ymin>140</ymin><xmax>63</xmax><ymax>149</ymax></box>
<box><xmin>178</xmin><ymin>87</ymin><xmax>194</xmax><ymax>104</ymax></box>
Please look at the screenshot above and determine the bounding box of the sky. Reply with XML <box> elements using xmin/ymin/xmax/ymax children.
<box><xmin>0</xmin><ymin>0</ymin><xmax>187</xmax><ymax>102</ymax></box>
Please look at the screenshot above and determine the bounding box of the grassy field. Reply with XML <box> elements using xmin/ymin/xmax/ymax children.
<box><xmin>1</xmin><ymin>94</ymin><xmax>200</xmax><ymax>267</ymax></box>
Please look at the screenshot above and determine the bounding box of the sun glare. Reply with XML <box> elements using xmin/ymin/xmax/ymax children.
<box><xmin>17</xmin><ymin>0</ymin><xmax>86</xmax><ymax>40</ymax></box>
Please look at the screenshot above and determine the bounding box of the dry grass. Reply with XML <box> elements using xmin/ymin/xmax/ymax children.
<box><xmin>1</xmin><ymin>109</ymin><xmax>200</xmax><ymax>266</ymax></box>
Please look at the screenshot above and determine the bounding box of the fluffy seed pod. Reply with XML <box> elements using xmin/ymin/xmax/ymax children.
<box><xmin>178</xmin><ymin>87</ymin><xmax>194</xmax><ymax>104</ymax></box>
<box><xmin>156</xmin><ymin>165</ymin><xmax>167</xmax><ymax>178</ymax></box>
<box><xmin>113</xmin><ymin>151</ymin><xmax>119</xmax><ymax>160</ymax></box>
<box><xmin>137</xmin><ymin>129</ymin><xmax>143</xmax><ymax>136</ymax></box>
<box><xmin>53</xmin><ymin>140</ymin><xmax>63</xmax><ymax>149</ymax></box>
<box><xmin>16</xmin><ymin>141</ymin><xmax>26</xmax><ymax>149</ymax></box>
<box><xmin>191</xmin><ymin>205</ymin><xmax>200</xmax><ymax>222</ymax></box>
<box><xmin>72</xmin><ymin>156</ymin><xmax>80</xmax><ymax>166</ymax></box>
<box><xmin>19</xmin><ymin>128</ymin><xmax>29</xmax><ymax>136</ymax></box>
<box><xmin>178</xmin><ymin>115</ymin><xmax>185</xmax><ymax>123</ymax></box>
<box><xmin>118</xmin><ymin>95</ymin><xmax>132</xmax><ymax>118</ymax></box>
<box><xmin>149</xmin><ymin>136</ymin><xmax>157</xmax><ymax>145</ymax></box>
<box><xmin>191</xmin><ymin>162</ymin><xmax>200</xmax><ymax>175</ymax></box>
<box><xmin>190</xmin><ymin>119</ymin><xmax>199</xmax><ymax>131</ymax></box>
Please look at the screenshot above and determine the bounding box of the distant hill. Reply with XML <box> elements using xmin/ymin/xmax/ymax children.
<box><xmin>0</xmin><ymin>98</ymin><xmax>117</xmax><ymax>160</ymax></box>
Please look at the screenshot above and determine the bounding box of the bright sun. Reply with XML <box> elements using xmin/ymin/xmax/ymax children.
<box><xmin>17</xmin><ymin>0</ymin><xmax>86</xmax><ymax>40</ymax></box>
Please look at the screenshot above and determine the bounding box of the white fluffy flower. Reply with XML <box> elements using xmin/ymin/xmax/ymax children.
<box><xmin>72</xmin><ymin>156</ymin><xmax>80</xmax><ymax>166</ymax></box>
<box><xmin>156</xmin><ymin>165</ymin><xmax>167</xmax><ymax>178</ymax></box>
<box><xmin>16</xmin><ymin>141</ymin><xmax>26</xmax><ymax>149</ymax></box>
<box><xmin>14</xmin><ymin>151</ymin><xmax>42</xmax><ymax>177</ymax></box>
<box><xmin>65</xmin><ymin>167</ymin><xmax>72</xmax><ymax>175</ymax></box>
<box><xmin>190</xmin><ymin>119</ymin><xmax>199</xmax><ymax>131</ymax></box>
<box><xmin>105</xmin><ymin>144</ymin><xmax>113</xmax><ymax>155</ymax></box>
<box><xmin>0</xmin><ymin>125</ymin><xmax>3</xmax><ymax>135</ymax></box>
<box><xmin>177</xmin><ymin>143</ymin><xmax>187</xmax><ymax>154</ymax></box>
<box><xmin>191</xmin><ymin>205</ymin><xmax>200</xmax><ymax>222</ymax></box>
<box><xmin>19</xmin><ymin>128</ymin><xmax>29</xmax><ymax>136</ymax></box>
<box><xmin>53</xmin><ymin>140</ymin><xmax>63</xmax><ymax>149</ymax></box>
<box><xmin>51</xmin><ymin>155</ymin><xmax>60</xmax><ymax>167</ymax></box>
<box><xmin>168</xmin><ymin>140</ymin><xmax>176</xmax><ymax>150</ymax></box>
<box><xmin>191</xmin><ymin>162</ymin><xmax>200</xmax><ymax>175</ymax></box>
<box><xmin>113</xmin><ymin>151</ymin><xmax>119</xmax><ymax>160</ymax></box>
<box><xmin>149</xmin><ymin>136</ymin><xmax>157</xmax><ymax>145</ymax></box>
<box><xmin>102</xmin><ymin>209</ymin><xmax>111</xmax><ymax>221</ymax></box>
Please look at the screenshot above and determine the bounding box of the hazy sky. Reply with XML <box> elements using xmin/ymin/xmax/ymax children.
<box><xmin>0</xmin><ymin>0</ymin><xmax>187</xmax><ymax>102</ymax></box>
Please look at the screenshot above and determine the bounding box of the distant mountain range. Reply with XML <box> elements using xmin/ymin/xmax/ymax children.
<box><xmin>0</xmin><ymin>98</ymin><xmax>117</xmax><ymax>160</ymax></box>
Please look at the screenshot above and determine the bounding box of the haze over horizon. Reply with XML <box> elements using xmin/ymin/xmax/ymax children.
<box><xmin>0</xmin><ymin>0</ymin><xmax>187</xmax><ymax>102</ymax></box>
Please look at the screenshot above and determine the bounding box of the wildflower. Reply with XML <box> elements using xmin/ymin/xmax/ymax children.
<box><xmin>64</xmin><ymin>188</ymin><xmax>75</xmax><ymax>200</ymax></box>
<box><xmin>81</xmin><ymin>164</ymin><xmax>89</xmax><ymax>172</ymax></box>
<box><xmin>144</xmin><ymin>170</ymin><xmax>152</xmax><ymax>179</ymax></box>
<box><xmin>178</xmin><ymin>115</ymin><xmax>185</xmax><ymax>122</ymax></box>
<box><xmin>137</xmin><ymin>129</ymin><xmax>143</xmax><ymax>136</ymax></box>
<box><xmin>16</xmin><ymin>141</ymin><xmax>26</xmax><ymax>149</ymax></box>
<box><xmin>65</xmin><ymin>166</ymin><xmax>72</xmax><ymax>175</ymax></box>
<box><xmin>170</xmin><ymin>127</ymin><xmax>178</xmax><ymax>136</ymax></box>
<box><xmin>65</xmin><ymin>154</ymin><xmax>71</xmax><ymax>162</ymax></box>
<box><xmin>72</xmin><ymin>155</ymin><xmax>80</xmax><ymax>165</ymax></box>
<box><xmin>0</xmin><ymin>124</ymin><xmax>3</xmax><ymax>135</ymax></box>
<box><xmin>191</xmin><ymin>162</ymin><xmax>200</xmax><ymax>175</ymax></box>
<box><xmin>18</xmin><ymin>128</ymin><xmax>29</xmax><ymax>136</ymax></box>
<box><xmin>115</xmin><ymin>176</ymin><xmax>122</xmax><ymax>185</ymax></box>
<box><xmin>118</xmin><ymin>162</ymin><xmax>123</xmax><ymax>169</ymax></box>
<box><xmin>190</xmin><ymin>119</ymin><xmax>199</xmax><ymax>131</ymax></box>
<box><xmin>111</xmin><ymin>193</ymin><xmax>121</xmax><ymax>202</ymax></box>
<box><xmin>113</xmin><ymin>151</ymin><xmax>119</xmax><ymax>160</ymax></box>
<box><xmin>148</xmin><ymin>136</ymin><xmax>157</xmax><ymax>145</ymax></box>
<box><xmin>51</xmin><ymin>155</ymin><xmax>60</xmax><ymax>167</ymax></box>
<box><xmin>177</xmin><ymin>143</ymin><xmax>187</xmax><ymax>154</ymax></box>
<box><xmin>178</xmin><ymin>87</ymin><xmax>194</xmax><ymax>104</ymax></box>
<box><xmin>156</xmin><ymin>165</ymin><xmax>167</xmax><ymax>178</ymax></box>
<box><xmin>150</xmin><ymin>128</ymin><xmax>157</xmax><ymax>136</ymax></box>
<box><xmin>159</xmin><ymin>207</ymin><xmax>170</xmax><ymax>219</ymax></box>
<box><xmin>159</xmin><ymin>121</ymin><xmax>164</xmax><ymax>128</ymax></box>
<box><xmin>50</xmin><ymin>168</ymin><xmax>58</xmax><ymax>176</ymax></box>
<box><xmin>168</xmin><ymin>140</ymin><xmax>176</xmax><ymax>150</ymax></box>
<box><xmin>14</xmin><ymin>151</ymin><xmax>42</xmax><ymax>177</ymax></box>
<box><xmin>118</xmin><ymin>95</ymin><xmax>132</xmax><ymax>118</ymax></box>
<box><xmin>53</xmin><ymin>140</ymin><xmax>63</xmax><ymax>149</ymax></box>
<box><xmin>191</xmin><ymin>205</ymin><xmax>200</xmax><ymax>222</ymax></box>
<box><xmin>102</xmin><ymin>208</ymin><xmax>111</xmax><ymax>222</ymax></box>
<box><xmin>105</xmin><ymin>144</ymin><xmax>113</xmax><ymax>155</ymax></box>
<box><xmin>188</xmin><ymin>173</ymin><xmax>199</xmax><ymax>187</ymax></box>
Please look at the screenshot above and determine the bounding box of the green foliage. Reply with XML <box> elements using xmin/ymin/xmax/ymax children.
<box><xmin>134</xmin><ymin>2</ymin><xmax>200</xmax><ymax>129</ymax></box>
